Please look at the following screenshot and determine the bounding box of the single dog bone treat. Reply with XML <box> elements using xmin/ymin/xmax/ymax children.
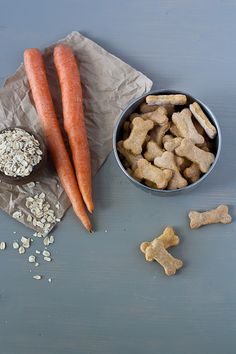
<box><xmin>150</xmin><ymin>122</ymin><xmax>170</xmax><ymax>146</ymax></box>
<box><xmin>154</xmin><ymin>151</ymin><xmax>187</xmax><ymax>189</ymax></box>
<box><xmin>172</xmin><ymin>108</ymin><xmax>204</xmax><ymax>145</ymax></box>
<box><xmin>183</xmin><ymin>163</ymin><xmax>201</xmax><ymax>183</ymax></box>
<box><xmin>117</xmin><ymin>141</ymin><xmax>142</xmax><ymax>170</ymax></box>
<box><xmin>170</xmin><ymin>123</ymin><xmax>181</xmax><ymax>137</ymax></box>
<box><xmin>175</xmin><ymin>138</ymin><xmax>215</xmax><ymax>173</ymax></box>
<box><xmin>123</xmin><ymin>117</ymin><xmax>154</xmax><ymax>155</ymax></box>
<box><xmin>123</xmin><ymin>121</ymin><xmax>131</xmax><ymax>140</ymax></box>
<box><xmin>140</xmin><ymin>226</ymin><xmax>183</xmax><ymax>276</ymax></box>
<box><xmin>189</xmin><ymin>204</ymin><xmax>232</xmax><ymax>229</ymax></box>
<box><xmin>190</xmin><ymin>102</ymin><xmax>217</xmax><ymax>139</ymax></box>
<box><xmin>146</xmin><ymin>94</ymin><xmax>187</xmax><ymax>106</ymax></box>
<box><xmin>144</xmin><ymin>141</ymin><xmax>163</xmax><ymax>161</ymax></box>
<box><xmin>134</xmin><ymin>158</ymin><xmax>172</xmax><ymax>189</ymax></box>
<box><xmin>141</xmin><ymin>106</ymin><xmax>169</xmax><ymax>126</ymax></box>
<box><xmin>164</xmin><ymin>137</ymin><xmax>182</xmax><ymax>152</ymax></box>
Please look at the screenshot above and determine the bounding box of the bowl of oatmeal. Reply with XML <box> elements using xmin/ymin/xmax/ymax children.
<box><xmin>0</xmin><ymin>127</ymin><xmax>47</xmax><ymax>185</ymax></box>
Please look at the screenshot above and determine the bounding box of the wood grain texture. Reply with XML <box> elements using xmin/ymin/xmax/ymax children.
<box><xmin>0</xmin><ymin>0</ymin><xmax>236</xmax><ymax>353</ymax></box>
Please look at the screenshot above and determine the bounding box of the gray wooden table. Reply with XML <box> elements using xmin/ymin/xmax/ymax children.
<box><xmin>0</xmin><ymin>1</ymin><xmax>236</xmax><ymax>353</ymax></box>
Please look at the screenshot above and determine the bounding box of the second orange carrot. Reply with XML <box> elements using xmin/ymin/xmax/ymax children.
<box><xmin>54</xmin><ymin>44</ymin><xmax>94</xmax><ymax>213</ymax></box>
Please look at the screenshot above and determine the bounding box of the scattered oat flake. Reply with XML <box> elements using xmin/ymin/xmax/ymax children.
<box><xmin>43</xmin><ymin>237</ymin><xmax>50</xmax><ymax>246</ymax></box>
<box><xmin>55</xmin><ymin>203</ymin><xmax>60</xmax><ymax>209</ymax></box>
<box><xmin>27</xmin><ymin>182</ymin><xmax>35</xmax><ymax>188</ymax></box>
<box><xmin>0</xmin><ymin>242</ymin><xmax>6</xmax><ymax>250</ymax></box>
<box><xmin>33</xmin><ymin>275</ymin><xmax>42</xmax><ymax>280</ymax></box>
<box><xmin>13</xmin><ymin>211</ymin><xmax>23</xmax><ymax>220</ymax></box>
<box><xmin>42</xmin><ymin>250</ymin><xmax>50</xmax><ymax>257</ymax></box>
<box><xmin>48</xmin><ymin>278</ymin><xmax>52</xmax><ymax>283</ymax></box>
<box><xmin>49</xmin><ymin>235</ymin><xmax>54</xmax><ymax>244</ymax></box>
<box><xmin>22</xmin><ymin>238</ymin><xmax>31</xmax><ymax>248</ymax></box>
<box><xmin>27</xmin><ymin>214</ymin><xmax>32</xmax><ymax>223</ymax></box>
<box><xmin>28</xmin><ymin>255</ymin><xmax>36</xmax><ymax>263</ymax></box>
<box><xmin>18</xmin><ymin>246</ymin><xmax>25</xmax><ymax>254</ymax></box>
<box><xmin>35</xmin><ymin>250</ymin><xmax>41</xmax><ymax>254</ymax></box>
<box><xmin>13</xmin><ymin>242</ymin><xmax>19</xmax><ymax>249</ymax></box>
<box><xmin>44</xmin><ymin>257</ymin><xmax>51</xmax><ymax>262</ymax></box>
<box><xmin>35</xmin><ymin>262</ymin><xmax>39</xmax><ymax>267</ymax></box>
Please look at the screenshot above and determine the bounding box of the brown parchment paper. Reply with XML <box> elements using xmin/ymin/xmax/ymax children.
<box><xmin>0</xmin><ymin>31</ymin><xmax>153</xmax><ymax>234</ymax></box>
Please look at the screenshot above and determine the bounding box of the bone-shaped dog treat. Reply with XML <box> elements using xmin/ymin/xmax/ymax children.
<box><xmin>169</xmin><ymin>123</ymin><xmax>181</xmax><ymax>137</ymax></box>
<box><xmin>190</xmin><ymin>102</ymin><xmax>217</xmax><ymax>139</ymax></box>
<box><xmin>141</xmin><ymin>106</ymin><xmax>169</xmax><ymax>126</ymax></box>
<box><xmin>146</xmin><ymin>94</ymin><xmax>187</xmax><ymax>106</ymax></box>
<box><xmin>134</xmin><ymin>158</ymin><xmax>172</xmax><ymax>189</ymax></box>
<box><xmin>123</xmin><ymin>117</ymin><xmax>154</xmax><ymax>155</ymax></box>
<box><xmin>189</xmin><ymin>204</ymin><xmax>232</xmax><ymax>229</ymax></box>
<box><xmin>154</xmin><ymin>151</ymin><xmax>187</xmax><ymax>189</ymax></box>
<box><xmin>164</xmin><ymin>137</ymin><xmax>182</xmax><ymax>152</ymax></box>
<box><xmin>117</xmin><ymin>141</ymin><xmax>142</xmax><ymax>170</ymax></box>
<box><xmin>175</xmin><ymin>138</ymin><xmax>215</xmax><ymax>173</ymax></box>
<box><xmin>172</xmin><ymin>108</ymin><xmax>204</xmax><ymax>145</ymax></box>
<box><xmin>183</xmin><ymin>163</ymin><xmax>201</xmax><ymax>183</ymax></box>
<box><xmin>150</xmin><ymin>122</ymin><xmax>170</xmax><ymax>147</ymax></box>
<box><xmin>140</xmin><ymin>226</ymin><xmax>183</xmax><ymax>276</ymax></box>
<box><xmin>144</xmin><ymin>141</ymin><xmax>163</xmax><ymax>161</ymax></box>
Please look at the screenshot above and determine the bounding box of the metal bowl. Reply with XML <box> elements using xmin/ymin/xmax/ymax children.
<box><xmin>113</xmin><ymin>89</ymin><xmax>222</xmax><ymax>195</ymax></box>
<box><xmin>0</xmin><ymin>127</ymin><xmax>47</xmax><ymax>186</ymax></box>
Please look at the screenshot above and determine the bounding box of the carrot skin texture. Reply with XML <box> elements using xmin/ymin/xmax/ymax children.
<box><xmin>54</xmin><ymin>44</ymin><xmax>94</xmax><ymax>213</ymax></box>
<box><xmin>24</xmin><ymin>48</ymin><xmax>92</xmax><ymax>232</ymax></box>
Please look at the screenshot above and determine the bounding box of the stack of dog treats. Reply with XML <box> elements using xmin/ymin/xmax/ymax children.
<box><xmin>117</xmin><ymin>94</ymin><xmax>217</xmax><ymax>190</ymax></box>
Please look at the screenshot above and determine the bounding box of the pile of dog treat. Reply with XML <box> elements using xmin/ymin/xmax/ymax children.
<box><xmin>117</xmin><ymin>94</ymin><xmax>217</xmax><ymax>190</ymax></box>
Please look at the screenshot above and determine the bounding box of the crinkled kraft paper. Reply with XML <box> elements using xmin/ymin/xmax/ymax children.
<box><xmin>0</xmin><ymin>31</ymin><xmax>153</xmax><ymax>233</ymax></box>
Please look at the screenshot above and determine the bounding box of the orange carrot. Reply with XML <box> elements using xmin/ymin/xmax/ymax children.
<box><xmin>53</xmin><ymin>44</ymin><xmax>94</xmax><ymax>213</ymax></box>
<box><xmin>24</xmin><ymin>48</ymin><xmax>92</xmax><ymax>232</ymax></box>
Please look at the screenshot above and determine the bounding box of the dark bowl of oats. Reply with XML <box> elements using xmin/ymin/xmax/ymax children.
<box><xmin>0</xmin><ymin>127</ymin><xmax>47</xmax><ymax>185</ymax></box>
